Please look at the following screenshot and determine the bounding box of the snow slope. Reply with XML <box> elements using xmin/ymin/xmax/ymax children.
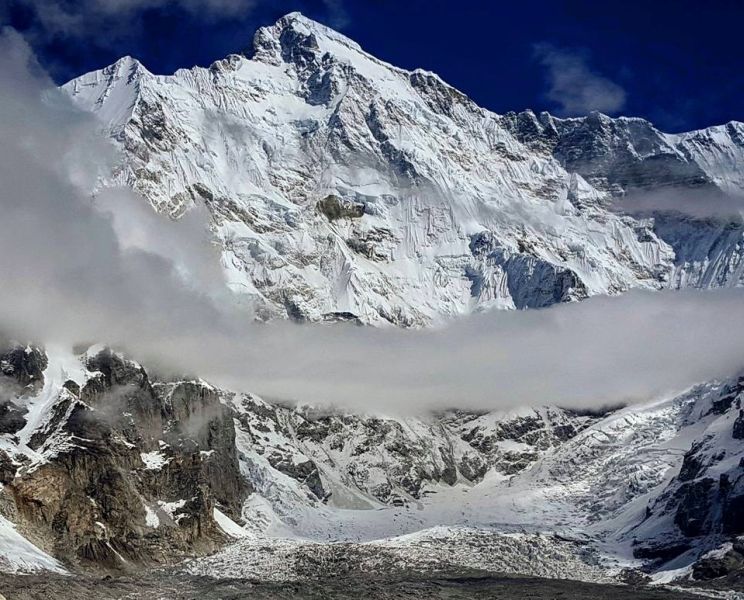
<box><xmin>0</xmin><ymin>516</ymin><xmax>65</xmax><ymax>574</ymax></box>
<box><xmin>211</xmin><ymin>380</ymin><xmax>744</xmax><ymax>581</ymax></box>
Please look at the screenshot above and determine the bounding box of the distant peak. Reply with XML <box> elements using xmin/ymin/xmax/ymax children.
<box><xmin>62</xmin><ymin>54</ymin><xmax>149</xmax><ymax>93</ymax></box>
<box><xmin>114</xmin><ymin>55</ymin><xmax>140</xmax><ymax>67</ymax></box>
<box><xmin>105</xmin><ymin>55</ymin><xmax>150</xmax><ymax>80</ymax></box>
<box><xmin>109</xmin><ymin>55</ymin><xmax>145</xmax><ymax>72</ymax></box>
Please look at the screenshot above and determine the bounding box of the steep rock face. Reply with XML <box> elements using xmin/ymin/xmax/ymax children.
<box><xmin>0</xmin><ymin>343</ymin><xmax>48</xmax><ymax>438</ymax></box>
<box><xmin>155</xmin><ymin>380</ymin><xmax>246</xmax><ymax>517</ymax></box>
<box><xmin>616</xmin><ymin>377</ymin><xmax>744</xmax><ymax>565</ymax></box>
<box><xmin>442</xmin><ymin>407</ymin><xmax>590</xmax><ymax>476</ymax></box>
<box><xmin>64</xmin><ymin>13</ymin><xmax>737</xmax><ymax>325</ymax></box>
<box><xmin>0</xmin><ymin>344</ymin><xmax>47</xmax><ymax>396</ymax></box>
<box><xmin>652</xmin><ymin>216</ymin><xmax>744</xmax><ymax>289</ymax></box>
<box><xmin>0</xmin><ymin>346</ymin><xmax>247</xmax><ymax>570</ymax></box>
<box><xmin>502</xmin><ymin>111</ymin><xmax>744</xmax><ymax>195</ymax></box>
<box><xmin>502</xmin><ymin>111</ymin><xmax>744</xmax><ymax>289</ymax></box>
<box><xmin>503</xmin><ymin>111</ymin><xmax>707</xmax><ymax>193</ymax></box>
<box><xmin>235</xmin><ymin>397</ymin><xmax>465</xmax><ymax>506</ymax></box>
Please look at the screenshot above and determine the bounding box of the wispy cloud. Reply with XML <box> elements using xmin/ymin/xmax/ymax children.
<box><xmin>613</xmin><ymin>186</ymin><xmax>744</xmax><ymax>222</ymax></box>
<box><xmin>15</xmin><ymin>0</ymin><xmax>256</xmax><ymax>40</ymax></box>
<box><xmin>2</xmin><ymin>2</ymin><xmax>349</xmax><ymax>81</ymax></box>
<box><xmin>534</xmin><ymin>43</ymin><xmax>626</xmax><ymax>116</ymax></box>
<box><xmin>320</xmin><ymin>0</ymin><xmax>349</xmax><ymax>29</ymax></box>
<box><xmin>3</xmin><ymin>30</ymin><xmax>744</xmax><ymax>417</ymax></box>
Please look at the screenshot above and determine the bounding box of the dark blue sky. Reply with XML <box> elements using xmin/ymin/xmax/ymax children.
<box><xmin>3</xmin><ymin>0</ymin><xmax>743</xmax><ymax>132</ymax></box>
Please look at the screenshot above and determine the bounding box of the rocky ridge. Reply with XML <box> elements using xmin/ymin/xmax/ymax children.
<box><xmin>0</xmin><ymin>341</ymin><xmax>599</xmax><ymax>569</ymax></box>
<box><xmin>3</xmin><ymin>339</ymin><xmax>744</xmax><ymax>588</ymax></box>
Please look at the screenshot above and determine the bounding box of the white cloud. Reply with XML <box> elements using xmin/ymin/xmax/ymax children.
<box><xmin>614</xmin><ymin>186</ymin><xmax>744</xmax><ymax>222</ymax></box>
<box><xmin>534</xmin><ymin>43</ymin><xmax>626</xmax><ymax>116</ymax></box>
<box><xmin>320</xmin><ymin>0</ymin><xmax>349</xmax><ymax>29</ymax></box>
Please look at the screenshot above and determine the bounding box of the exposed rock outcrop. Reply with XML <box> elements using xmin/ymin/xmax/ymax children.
<box><xmin>0</xmin><ymin>343</ymin><xmax>46</xmax><ymax>398</ymax></box>
<box><xmin>2</xmin><ymin>346</ymin><xmax>248</xmax><ymax>571</ymax></box>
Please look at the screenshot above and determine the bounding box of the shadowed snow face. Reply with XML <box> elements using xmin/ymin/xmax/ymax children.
<box><xmin>2</xmin><ymin>29</ymin><xmax>744</xmax><ymax>416</ymax></box>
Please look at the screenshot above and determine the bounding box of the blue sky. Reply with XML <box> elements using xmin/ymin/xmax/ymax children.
<box><xmin>3</xmin><ymin>0</ymin><xmax>742</xmax><ymax>132</ymax></box>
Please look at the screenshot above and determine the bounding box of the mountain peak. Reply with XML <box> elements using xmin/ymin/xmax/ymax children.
<box><xmin>278</xmin><ymin>11</ymin><xmax>326</xmax><ymax>28</ymax></box>
<box><xmin>61</xmin><ymin>54</ymin><xmax>148</xmax><ymax>128</ymax></box>
<box><xmin>273</xmin><ymin>11</ymin><xmax>358</xmax><ymax>46</ymax></box>
<box><xmin>251</xmin><ymin>11</ymin><xmax>365</xmax><ymax>67</ymax></box>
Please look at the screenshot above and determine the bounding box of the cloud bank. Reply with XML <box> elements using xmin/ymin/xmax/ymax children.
<box><xmin>534</xmin><ymin>43</ymin><xmax>626</xmax><ymax>116</ymax></box>
<box><xmin>614</xmin><ymin>186</ymin><xmax>744</xmax><ymax>223</ymax></box>
<box><xmin>2</xmin><ymin>29</ymin><xmax>744</xmax><ymax>416</ymax></box>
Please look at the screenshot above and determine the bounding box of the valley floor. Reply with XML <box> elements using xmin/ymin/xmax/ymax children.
<box><xmin>0</xmin><ymin>572</ymin><xmax>710</xmax><ymax>600</ymax></box>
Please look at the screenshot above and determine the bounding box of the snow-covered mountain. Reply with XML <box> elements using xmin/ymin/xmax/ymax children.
<box><xmin>2</xmin><ymin>10</ymin><xmax>744</xmax><ymax>591</ymax></box>
<box><xmin>62</xmin><ymin>12</ymin><xmax>744</xmax><ymax>325</ymax></box>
